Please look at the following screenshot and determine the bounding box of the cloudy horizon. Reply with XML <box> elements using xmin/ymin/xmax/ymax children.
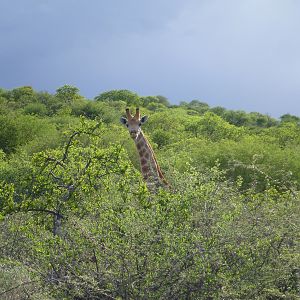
<box><xmin>1</xmin><ymin>0</ymin><xmax>300</xmax><ymax>117</ymax></box>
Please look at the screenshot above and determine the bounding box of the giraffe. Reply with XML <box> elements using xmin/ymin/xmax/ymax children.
<box><xmin>120</xmin><ymin>108</ymin><xmax>168</xmax><ymax>189</ymax></box>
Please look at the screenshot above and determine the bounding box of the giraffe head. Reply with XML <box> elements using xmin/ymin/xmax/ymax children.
<box><xmin>120</xmin><ymin>108</ymin><xmax>148</xmax><ymax>139</ymax></box>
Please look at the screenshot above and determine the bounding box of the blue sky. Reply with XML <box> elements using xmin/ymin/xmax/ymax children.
<box><xmin>1</xmin><ymin>0</ymin><xmax>300</xmax><ymax>117</ymax></box>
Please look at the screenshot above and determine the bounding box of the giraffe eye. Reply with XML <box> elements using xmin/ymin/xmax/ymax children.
<box><xmin>139</xmin><ymin>122</ymin><xmax>142</xmax><ymax>126</ymax></box>
<box><xmin>126</xmin><ymin>124</ymin><xmax>129</xmax><ymax>127</ymax></box>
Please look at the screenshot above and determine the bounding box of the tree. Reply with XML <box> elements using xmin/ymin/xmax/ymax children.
<box><xmin>249</xmin><ymin>112</ymin><xmax>278</xmax><ymax>127</ymax></box>
<box><xmin>95</xmin><ymin>89</ymin><xmax>141</xmax><ymax>106</ymax></box>
<box><xmin>185</xmin><ymin>112</ymin><xmax>245</xmax><ymax>141</ymax></box>
<box><xmin>0</xmin><ymin>115</ymin><xmax>19</xmax><ymax>153</ymax></box>
<box><xmin>280</xmin><ymin>113</ymin><xmax>300</xmax><ymax>123</ymax></box>
<box><xmin>4</xmin><ymin>86</ymin><xmax>38</xmax><ymax>108</ymax></box>
<box><xmin>9</xmin><ymin>86</ymin><xmax>35</xmax><ymax>100</ymax></box>
<box><xmin>156</xmin><ymin>95</ymin><xmax>170</xmax><ymax>106</ymax></box>
<box><xmin>24</xmin><ymin>102</ymin><xmax>48</xmax><ymax>116</ymax></box>
<box><xmin>210</xmin><ymin>106</ymin><xmax>226</xmax><ymax>116</ymax></box>
<box><xmin>224</xmin><ymin>110</ymin><xmax>250</xmax><ymax>126</ymax></box>
<box><xmin>55</xmin><ymin>84</ymin><xmax>81</xmax><ymax>104</ymax></box>
<box><xmin>188</xmin><ymin>100</ymin><xmax>210</xmax><ymax>114</ymax></box>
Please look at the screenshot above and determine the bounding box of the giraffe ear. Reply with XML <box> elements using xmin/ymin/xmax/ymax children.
<box><xmin>120</xmin><ymin>117</ymin><xmax>127</xmax><ymax>125</ymax></box>
<box><xmin>140</xmin><ymin>115</ymin><xmax>148</xmax><ymax>124</ymax></box>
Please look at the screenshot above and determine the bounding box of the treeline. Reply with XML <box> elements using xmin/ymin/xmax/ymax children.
<box><xmin>0</xmin><ymin>85</ymin><xmax>299</xmax><ymax>299</ymax></box>
<box><xmin>1</xmin><ymin>85</ymin><xmax>299</xmax><ymax>125</ymax></box>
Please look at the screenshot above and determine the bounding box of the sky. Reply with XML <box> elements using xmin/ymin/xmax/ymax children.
<box><xmin>1</xmin><ymin>0</ymin><xmax>300</xmax><ymax>117</ymax></box>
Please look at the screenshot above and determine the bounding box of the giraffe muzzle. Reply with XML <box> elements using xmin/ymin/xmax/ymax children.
<box><xmin>130</xmin><ymin>132</ymin><xmax>137</xmax><ymax>139</ymax></box>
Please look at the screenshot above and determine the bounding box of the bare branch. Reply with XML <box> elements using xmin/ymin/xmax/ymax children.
<box><xmin>26</xmin><ymin>208</ymin><xmax>64</xmax><ymax>219</ymax></box>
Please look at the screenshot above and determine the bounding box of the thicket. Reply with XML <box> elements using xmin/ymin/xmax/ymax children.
<box><xmin>0</xmin><ymin>86</ymin><xmax>299</xmax><ymax>299</ymax></box>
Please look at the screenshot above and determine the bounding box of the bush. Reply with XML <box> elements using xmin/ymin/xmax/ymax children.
<box><xmin>0</xmin><ymin>114</ymin><xmax>59</xmax><ymax>154</ymax></box>
<box><xmin>0</xmin><ymin>166</ymin><xmax>299</xmax><ymax>299</ymax></box>
<box><xmin>24</xmin><ymin>102</ymin><xmax>48</xmax><ymax>116</ymax></box>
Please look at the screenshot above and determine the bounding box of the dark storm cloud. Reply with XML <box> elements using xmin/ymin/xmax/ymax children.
<box><xmin>1</xmin><ymin>0</ymin><xmax>300</xmax><ymax>117</ymax></box>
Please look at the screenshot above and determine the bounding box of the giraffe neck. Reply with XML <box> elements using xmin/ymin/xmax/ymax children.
<box><xmin>134</xmin><ymin>131</ymin><xmax>167</xmax><ymax>187</ymax></box>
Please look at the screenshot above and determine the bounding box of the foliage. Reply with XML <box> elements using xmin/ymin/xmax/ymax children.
<box><xmin>185</xmin><ymin>112</ymin><xmax>245</xmax><ymax>141</ymax></box>
<box><xmin>24</xmin><ymin>102</ymin><xmax>48</xmax><ymax>116</ymax></box>
<box><xmin>140</xmin><ymin>95</ymin><xmax>170</xmax><ymax>108</ymax></box>
<box><xmin>0</xmin><ymin>114</ymin><xmax>59</xmax><ymax>154</ymax></box>
<box><xmin>0</xmin><ymin>86</ymin><xmax>299</xmax><ymax>299</ymax></box>
<box><xmin>55</xmin><ymin>84</ymin><xmax>81</xmax><ymax>103</ymax></box>
<box><xmin>95</xmin><ymin>89</ymin><xmax>141</xmax><ymax>106</ymax></box>
<box><xmin>280</xmin><ymin>113</ymin><xmax>300</xmax><ymax>123</ymax></box>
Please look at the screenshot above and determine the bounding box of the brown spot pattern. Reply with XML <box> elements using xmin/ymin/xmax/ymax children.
<box><xmin>142</xmin><ymin>165</ymin><xmax>149</xmax><ymax>173</ymax></box>
<box><xmin>134</xmin><ymin>131</ymin><xmax>167</xmax><ymax>186</ymax></box>
<box><xmin>141</xmin><ymin>158</ymin><xmax>147</xmax><ymax>165</ymax></box>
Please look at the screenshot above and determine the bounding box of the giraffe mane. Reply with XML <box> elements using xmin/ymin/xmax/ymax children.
<box><xmin>143</xmin><ymin>134</ymin><xmax>169</xmax><ymax>186</ymax></box>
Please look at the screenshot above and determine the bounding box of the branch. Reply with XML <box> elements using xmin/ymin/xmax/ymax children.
<box><xmin>26</xmin><ymin>208</ymin><xmax>64</xmax><ymax>219</ymax></box>
<box><xmin>62</xmin><ymin>131</ymin><xmax>80</xmax><ymax>162</ymax></box>
<box><xmin>92</xmin><ymin>248</ymin><xmax>100</xmax><ymax>276</ymax></box>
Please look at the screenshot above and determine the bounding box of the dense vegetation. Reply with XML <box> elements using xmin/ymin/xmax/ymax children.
<box><xmin>0</xmin><ymin>85</ymin><xmax>299</xmax><ymax>299</ymax></box>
